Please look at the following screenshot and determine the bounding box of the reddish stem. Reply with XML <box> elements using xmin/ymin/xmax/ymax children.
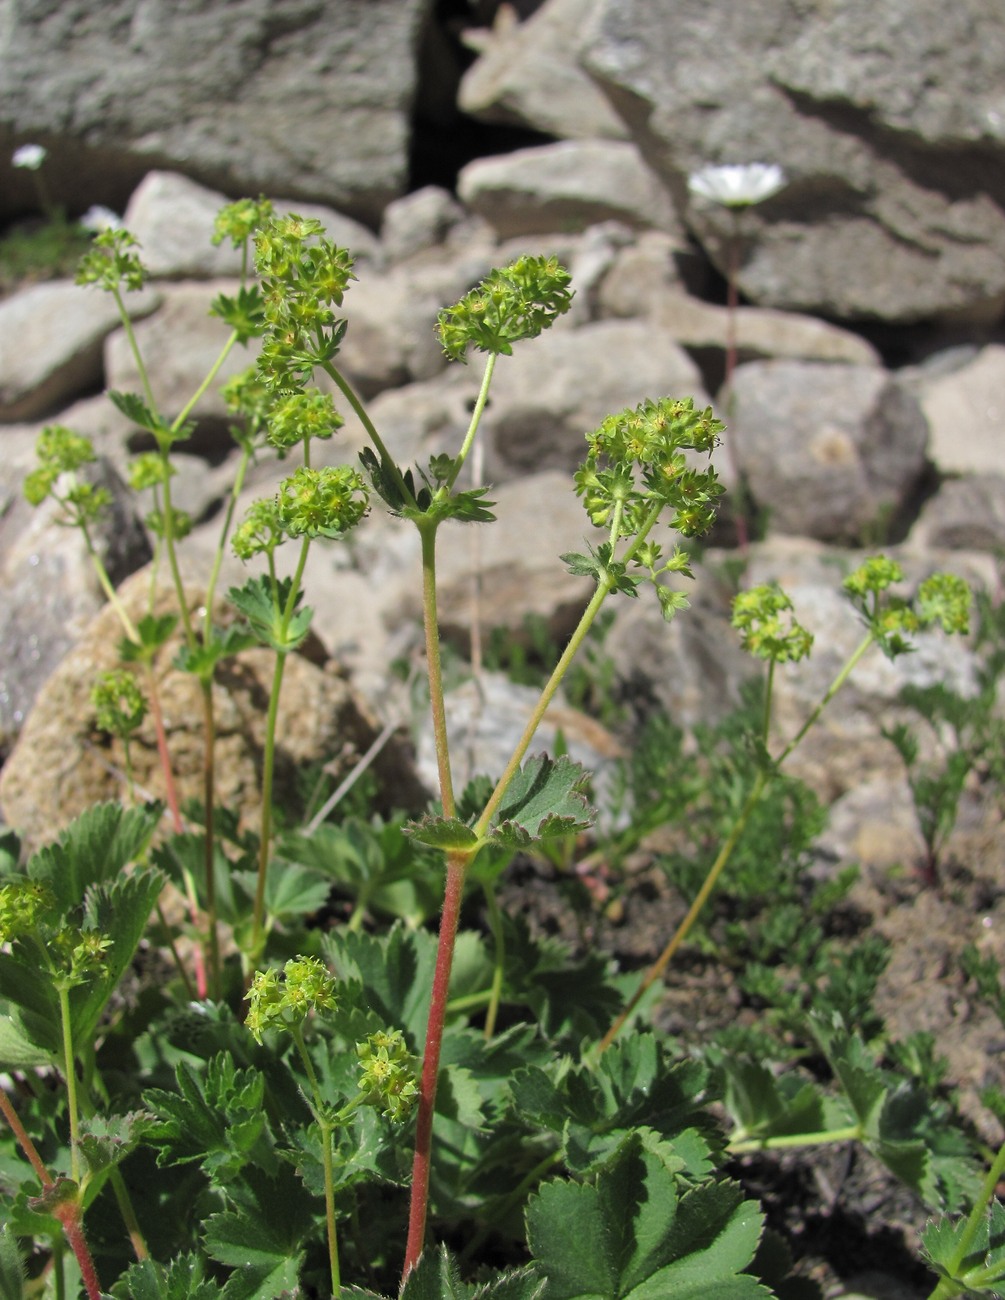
<box><xmin>52</xmin><ymin>1205</ymin><xmax>103</xmax><ymax>1300</ymax></box>
<box><xmin>402</xmin><ymin>853</ymin><xmax>468</xmax><ymax>1280</ymax></box>
<box><xmin>0</xmin><ymin>1089</ymin><xmax>102</xmax><ymax>1300</ymax></box>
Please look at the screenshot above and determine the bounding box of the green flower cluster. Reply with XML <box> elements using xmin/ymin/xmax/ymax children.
<box><xmin>267</xmin><ymin>391</ymin><xmax>343</xmax><ymax>452</ymax></box>
<box><xmin>212</xmin><ymin>197</ymin><xmax>274</xmax><ymax>250</ymax></box>
<box><xmin>75</xmin><ymin>228</ymin><xmax>148</xmax><ymax>293</ymax></box>
<box><xmin>254</xmin><ymin>215</ymin><xmax>356</xmax><ymax>391</ymax></box>
<box><xmin>356</xmin><ymin>1029</ymin><xmax>418</xmax><ymax>1123</ymax></box>
<box><xmin>231</xmin><ymin>498</ymin><xmax>284</xmax><ymax>562</ymax></box>
<box><xmin>276</xmin><ymin>466</ymin><xmax>369</xmax><ymax>540</ymax></box>
<box><xmin>437</xmin><ymin>254</ymin><xmax>574</xmax><ymax>362</ymax></box>
<box><xmin>245</xmin><ymin>956</ymin><xmax>338</xmax><ymax>1045</ymax></box>
<box><xmin>731</xmin><ymin>584</ymin><xmax>814</xmax><ymax>663</ymax></box>
<box><xmin>843</xmin><ymin>556</ymin><xmax>971</xmax><ymax>657</ymax></box>
<box><xmin>91</xmin><ymin>669</ymin><xmax>147</xmax><ymax>738</ymax></box>
<box><xmin>24</xmin><ymin>426</ymin><xmax>110</xmax><ymax>527</ymax></box>
<box><xmin>0</xmin><ymin>880</ymin><xmax>55</xmax><ymax>944</ymax></box>
<box><xmin>576</xmin><ymin>397</ymin><xmax>724</xmax><ymax>538</ymax></box>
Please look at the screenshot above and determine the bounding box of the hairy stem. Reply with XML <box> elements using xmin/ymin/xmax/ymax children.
<box><xmin>404</xmin><ymin>852</ymin><xmax>468</xmax><ymax>1279</ymax></box>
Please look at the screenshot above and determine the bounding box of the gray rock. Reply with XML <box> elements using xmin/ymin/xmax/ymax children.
<box><xmin>0</xmin><ymin>280</ymin><xmax>160</xmax><ymax>423</ymax></box>
<box><xmin>580</xmin><ymin>0</ymin><xmax>1005</xmax><ymax>322</ymax></box>
<box><xmin>729</xmin><ymin>360</ymin><xmax>929</xmax><ymax>543</ymax></box>
<box><xmin>911</xmin><ymin>474</ymin><xmax>1005</xmax><ymax>552</ymax></box>
<box><xmin>599</xmin><ymin>253</ymin><xmax>880</xmax><ymax>367</ymax></box>
<box><xmin>0</xmin><ymin>0</ymin><xmax>431</xmax><ymax>225</ymax></box>
<box><xmin>0</xmin><ymin>440</ymin><xmax>150</xmax><ymax>756</ymax></box>
<box><xmin>457</xmin><ymin>140</ymin><xmax>679</xmax><ymax>239</ymax></box>
<box><xmin>0</xmin><ymin>567</ymin><xmax>423</xmax><ymax>844</ymax></box>
<box><xmin>124</xmin><ymin>171</ymin><xmax>381</xmax><ymax>281</ymax></box>
<box><xmin>459</xmin><ymin>0</ymin><xmax>628</xmax><ymax>141</ymax></box>
<box><xmin>414</xmin><ymin>671</ymin><xmax>624</xmax><ymax>818</ymax></box>
<box><xmin>380</xmin><ymin>187</ymin><xmax>471</xmax><ymax>264</ymax></box>
<box><xmin>918</xmin><ymin>344</ymin><xmax>1005</xmax><ymax>476</ymax></box>
<box><xmin>103</xmin><ymin>281</ymin><xmax>258</xmax><ymax>451</ymax></box>
<box><xmin>482</xmin><ymin>319</ymin><xmax>707</xmax><ymax>478</ymax></box>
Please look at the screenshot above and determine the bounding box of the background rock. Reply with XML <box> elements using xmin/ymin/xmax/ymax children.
<box><xmin>0</xmin><ymin>0</ymin><xmax>431</xmax><ymax>225</ymax></box>
<box><xmin>580</xmin><ymin>0</ymin><xmax>1005</xmax><ymax>322</ymax></box>
<box><xmin>730</xmin><ymin>360</ymin><xmax>929</xmax><ymax>543</ymax></box>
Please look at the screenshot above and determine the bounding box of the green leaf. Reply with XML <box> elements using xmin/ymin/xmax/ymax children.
<box><xmin>486</xmin><ymin>754</ymin><xmax>594</xmax><ymax>849</ymax></box>
<box><xmin>232</xmin><ymin>859</ymin><xmax>330</xmax><ymax>928</ymax></box>
<box><xmin>527</xmin><ymin>1134</ymin><xmax>768</xmax><ymax>1299</ymax></box>
<box><xmin>26</xmin><ymin>801</ymin><xmax>162</xmax><ymax>911</ymax></box>
<box><xmin>0</xmin><ymin>1225</ymin><xmax>25</xmax><ymax>1300</ymax></box>
<box><xmin>397</xmin><ymin>1246</ymin><xmax>545</xmax><ymax>1299</ymax></box>
<box><xmin>108</xmin><ymin>389</ymin><xmax>165</xmax><ymax>435</ymax></box>
<box><xmin>143</xmin><ymin>1054</ymin><xmax>273</xmax><ymax>1179</ymax></box>
<box><xmin>111</xmin><ymin>1253</ymin><xmax>224</xmax><ymax>1299</ymax></box>
<box><xmin>228</xmin><ymin>574</ymin><xmax>311</xmax><ymax>653</ymax></box>
<box><xmin>922</xmin><ymin>1200</ymin><xmax>1005</xmax><ymax>1293</ymax></box>
<box><xmin>204</xmin><ymin>1167</ymin><xmax>313</xmax><ymax>1297</ymax></box>
<box><xmin>323</xmin><ymin>923</ymin><xmax>438</xmax><ymax>1046</ymax></box>
<box><xmin>77</xmin><ymin>1110</ymin><xmax>152</xmax><ymax>1179</ymax></box>
<box><xmin>0</xmin><ymin>1014</ymin><xmax>52</xmax><ymax>1069</ymax></box>
<box><xmin>405</xmin><ymin>816</ymin><xmax>480</xmax><ymax>852</ymax></box>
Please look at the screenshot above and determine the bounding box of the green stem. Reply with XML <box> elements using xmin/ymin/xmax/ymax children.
<box><xmin>321</xmin><ymin>360</ymin><xmax>415</xmax><ymax>507</ymax></box>
<box><xmin>926</xmin><ymin>1138</ymin><xmax>1005</xmax><ymax>1300</ymax></box>
<box><xmin>599</xmin><ymin>625</ymin><xmax>883</xmax><ymax>1054</ymax></box>
<box><xmin>598</xmin><ymin>769</ymin><xmax>769</xmax><ymax>1053</ymax></box>
<box><xmin>250</xmin><ymin>537</ymin><xmax>312</xmax><ymax>963</ymax></box>
<box><xmin>291</xmin><ymin>1026</ymin><xmax>340</xmax><ymax>1298</ymax></box>
<box><xmin>78</xmin><ymin>523</ymin><xmax>140</xmax><ymax>643</ymax></box>
<box><xmin>201</xmin><ymin>679</ymin><xmax>221</xmax><ymax>999</ymax></box>
<box><xmin>728</xmin><ymin>1123</ymin><xmax>863</xmax><ymax>1154</ymax></box>
<box><xmin>418</xmin><ymin>519</ymin><xmax>456</xmax><ymax>819</ymax></box>
<box><xmin>459</xmin><ymin>1144</ymin><xmax>563</xmax><ymax>1266</ymax></box>
<box><xmin>482</xmin><ymin>882</ymin><xmax>506</xmax><ymax>1040</ymax></box>
<box><xmin>203</xmin><ymin>444</ymin><xmax>252</xmax><ymax>639</ymax></box>
<box><xmin>57</xmin><ymin>988</ymin><xmax>81</xmax><ymax>1183</ymax></box>
<box><xmin>112</xmin><ymin>285</ymin><xmax>157</xmax><ymax>414</ymax></box>
<box><xmin>170</xmin><ymin>330</ymin><xmax>239</xmax><ymax>438</ymax></box>
<box><xmin>442</xmin><ymin>353</ymin><xmax>496</xmax><ymax>494</ymax></box>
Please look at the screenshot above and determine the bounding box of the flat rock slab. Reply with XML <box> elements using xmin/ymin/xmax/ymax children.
<box><xmin>0</xmin><ymin>280</ymin><xmax>160</xmax><ymax>422</ymax></box>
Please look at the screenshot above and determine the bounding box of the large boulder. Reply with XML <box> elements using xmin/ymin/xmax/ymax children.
<box><xmin>729</xmin><ymin>359</ymin><xmax>929</xmax><ymax>543</ymax></box>
<box><xmin>580</xmin><ymin>0</ymin><xmax>1005</xmax><ymax>323</ymax></box>
<box><xmin>0</xmin><ymin>0</ymin><xmax>432</xmax><ymax>225</ymax></box>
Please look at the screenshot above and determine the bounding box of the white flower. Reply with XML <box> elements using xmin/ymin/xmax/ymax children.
<box><xmin>79</xmin><ymin>205</ymin><xmax>121</xmax><ymax>232</ymax></box>
<box><xmin>688</xmin><ymin>162</ymin><xmax>786</xmax><ymax>209</ymax></box>
<box><xmin>12</xmin><ymin>143</ymin><xmax>47</xmax><ymax>171</ymax></box>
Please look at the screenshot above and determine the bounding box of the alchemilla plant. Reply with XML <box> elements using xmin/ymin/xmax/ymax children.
<box><xmin>0</xmin><ymin>198</ymin><xmax>1000</xmax><ymax>1300</ymax></box>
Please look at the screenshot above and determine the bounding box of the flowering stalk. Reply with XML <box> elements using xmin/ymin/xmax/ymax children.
<box><xmin>598</xmin><ymin>558</ymin><xmax>972</xmax><ymax>1053</ymax></box>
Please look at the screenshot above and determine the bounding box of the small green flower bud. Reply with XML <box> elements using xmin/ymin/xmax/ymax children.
<box><xmin>843</xmin><ymin>555</ymin><xmax>903</xmax><ymax>599</ymax></box>
<box><xmin>75</xmin><ymin>228</ymin><xmax>147</xmax><ymax>293</ymax></box>
<box><xmin>212</xmin><ymin>197</ymin><xmax>274</xmax><ymax>249</ymax></box>
<box><xmin>128</xmin><ymin>452</ymin><xmax>174</xmax><ymax>492</ymax></box>
<box><xmin>917</xmin><ymin>572</ymin><xmax>971</xmax><ymax>636</ymax></box>
<box><xmin>232</xmin><ymin>497</ymin><xmax>284</xmax><ymax>561</ymax></box>
<box><xmin>732</xmin><ymin>584</ymin><xmax>814</xmax><ymax>663</ymax></box>
<box><xmin>0</xmin><ymin>880</ymin><xmax>55</xmax><ymax>943</ymax></box>
<box><xmin>145</xmin><ymin>506</ymin><xmax>192</xmax><ymax>540</ymax></box>
<box><xmin>91</xmin><ymin>669</ymin><xmax>147</xmax><ymax>737</ymax></box>
<box><xmin>267</xmin><ymin>391</ymin><xmax>344</xmax><ymax>451</ymax></box>
<box><xmin>356</xmin><ymin>1029</ymin><xmax>418</xmax><ymax>1123</ymax></box>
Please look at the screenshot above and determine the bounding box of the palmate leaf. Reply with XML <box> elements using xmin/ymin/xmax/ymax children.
<box><xmin>488</xmin><ymin>755</ymin><xmax>594</xmax><ymax>848</ymax></box>
<box><xmin>26</xmin><ymin>801</ymin><xmax>163</xmax><ymax>912</ymax></box>
<box><xmin>111</xmin><ymin>1252</ymin><xmax>223</xmax><ymax>1299</ymax></box>
<box><xmin>501</xmin><ymin>915</ymin><xmax>621</xmax><ymax>1040</ymax></box>
<box><xmin>323</xmin><ymin>923</ymin><xmax>439</xmax><ymax>1046</ymax></box>
<box><xmin>77</xmin><ymin>1110</ymin><xmax>152</xmax><ymax>1180</ymax></box>
<box><xmin>342</xmin><ymin>1248</ymin><xmax>544</xmax><ymax>1300</ymax></box>
<box><xmin>204</xmin><ymin>1166</ymin><xmax>313</xmax><ymax>1299</ymax></box>
<box><xmin>922</xmin><ymin>1200</ymin><xmax>1005</xmax><ymax>1294</ymax></box>
<box><xmin>527</xmin><ymin>1133</ymin><xmax>769</xmax><ymax>1299</ymax></box>
<box><xmin>143</xmin><ymin>1053</ymin><xmax>273</xmax><ymax>1179</ymax></box>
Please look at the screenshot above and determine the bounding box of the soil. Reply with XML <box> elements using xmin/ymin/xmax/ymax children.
<box><xmin>494</xmin><ymin>796</ymin><xmax>1005</xmax><ymax>1299</ymax></box>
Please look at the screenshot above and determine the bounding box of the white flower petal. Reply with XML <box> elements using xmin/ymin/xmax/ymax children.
<box><xmin>79</xmin><ymin>205</ymin><xmax>122</xmax><ymax>232</ymax></box>
<box><xmin>12</xmin><ymin>143</ymin><xmax>47</xmax><ymax>170</ymax></box>
<box><xmin>688</xmin><ymin>162</ymin><xmax>786</xmax><ymax>208</ymax></box>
